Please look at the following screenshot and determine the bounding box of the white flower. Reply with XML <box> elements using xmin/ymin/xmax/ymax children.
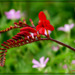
<box><xmin>32</xmin><ymin>56</ymin><xmax>49</xmax><ymax>69</ymax></box>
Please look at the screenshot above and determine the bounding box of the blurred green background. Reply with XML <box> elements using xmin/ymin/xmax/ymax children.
<box><xmin>0</xmin><ymin>0</ymin><xmax>75</xmax><ymax>73</ymax></box>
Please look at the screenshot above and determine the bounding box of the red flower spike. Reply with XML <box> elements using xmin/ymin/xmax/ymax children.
<box><xmin>36</xmin><ymin>11</ymin><xmax>54</xmax><ymax>35</ymax></box>
<box><xmin>20</xmin><ymin>27</ymin><xmax>37</xmax><ymax>33</ymax></box>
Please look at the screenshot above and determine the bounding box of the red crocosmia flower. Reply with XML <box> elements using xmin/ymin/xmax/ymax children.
<box><xmin>36</xmin><ymin>11</ymin><xmax>54</xmax><ymax>35</ymax></box>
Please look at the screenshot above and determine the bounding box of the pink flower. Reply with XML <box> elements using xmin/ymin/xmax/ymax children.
<box><xmin>72</xmin><ymin>60</ymin><xmax>75</xmax><ymax>64</ymax></box>
<box><xmin>63</xmin><ymin>64</ymin><xmax>68</xmax><ymax>69</ymax></box>
<box><xmin>52</xmin><ymin>46</ymin><xmax>59</xmax><ymax>51</ymax></box>
<box><xmin>32</xmin><ymin>56</ymin><xmax>49</xmax><ymax>68</ymax></box>
<box><xmin>5</xmin><ymin>9</ymin><xmax>21</xmax><ymax>20</ymax></box>
<box><xmin>58</xmin><ymin>24</ymin><xmax>74</xmax><ymax>32</ymax></box>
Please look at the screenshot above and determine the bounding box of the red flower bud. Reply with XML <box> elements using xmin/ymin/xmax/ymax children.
<box><xmin>12</xmin><ymin>37</ymin><xmax>18</xmax><ymax>40</ymax></box>
<box><xmin>20</xmin><ymin>27</ymin><xmax>37</xmax><ymax>33</ymax></box>
<box><xmin>17</xmin><ymin>31</ymin><xmax>30</xmax><ymax>37</ymax></box>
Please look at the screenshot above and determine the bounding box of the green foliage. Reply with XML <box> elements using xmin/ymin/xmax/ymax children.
<box><xmin>0</xmin><ymin>1</ymin><xmax>75</xmax><ymax>73</ymax></box>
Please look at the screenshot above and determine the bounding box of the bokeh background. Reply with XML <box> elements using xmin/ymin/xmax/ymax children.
<box><xmin>0</xmin><ymin>0</ymin><xmax>75</xmax><ymax>73</ymax></box>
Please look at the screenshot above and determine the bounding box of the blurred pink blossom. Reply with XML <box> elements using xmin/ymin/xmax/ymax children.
<box><xmin>5</xmin><ymin>9</ymin><xmax>21</xmax><ymax>20</ymax></box>
<box><xmin>63</xmin><ymin>64</ymin><xmax>68</xmax><ymax>69</ymax></box>
<box><xmin>58</xmin><ymin>24</ymin><xmax>74</xmax><ymax>32</ymax></box>
<box><xmin>72</xmin><ymin>60</ymin><xmax>75</xmax><ymax>64</ymax></box>
<box><xmin>52</xmin><ymin>46</ymin><xmax>59</xmax><ymax>51</ymax></box>
<box><xmin>32</xmin><ymin>56</ymin><xmax>49</xmax><ymax>68</ymax></box>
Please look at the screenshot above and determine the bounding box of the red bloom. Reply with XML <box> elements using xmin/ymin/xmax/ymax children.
<box><xmin>36</xmin><ymin>11</ymin><xmax>54</xmax><ymax>35</ymax></box>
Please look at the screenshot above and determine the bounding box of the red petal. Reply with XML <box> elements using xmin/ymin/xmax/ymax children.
<box><xmin>45</xmin><ymin>24</ymin><xmax>54</xmax><ymax>31</ymax></box>
<box><xmin>36</xmin><ymin>25</ymin><xmax>42</xmax><ymax>31</ymax></box>
<box><xmin>39</xmin><ymin>28</ymin><xmax>45</xmax><ymax>35</ymax></box>
<box><xmin>39</xmin><ymin>11</ymin><xmax>46</xmax><ymax>20</ymax></box>
<box><xmin>46</xmin><ymin>20</ymin><xmax>50</xmax><ymax>24</ymax></box>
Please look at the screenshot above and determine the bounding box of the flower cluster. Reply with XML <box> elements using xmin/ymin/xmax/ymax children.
<box><xmin>0</xmin><ymin>11</ymin><xmax>54</xmax><ymax>67</ymax></box>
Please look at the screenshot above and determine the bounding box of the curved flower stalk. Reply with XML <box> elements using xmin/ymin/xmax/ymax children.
<box><xmin>0</xmin><ymin>11</ymin><xmax>75</xmax><ymax>67</ymax></box>
<box><xmin>0</xmin><ymin>19</ymin><xmax>33</xmax><ymax>33</ymax></box>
